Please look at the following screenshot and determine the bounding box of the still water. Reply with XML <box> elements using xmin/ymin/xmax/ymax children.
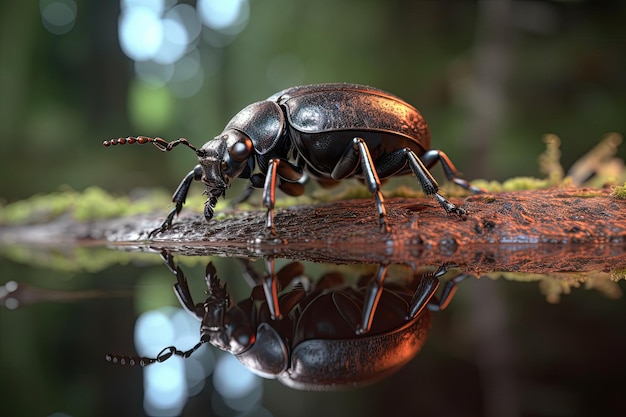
<box><xmin>1</xmin><ymin>244</ymin><xmax>625</xmax><ymax>417</ymax></box>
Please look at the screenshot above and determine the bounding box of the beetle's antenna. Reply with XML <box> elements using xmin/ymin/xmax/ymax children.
<box><xmin>105</xmin><ymin>339</ymin><xmax>207</xmax><ymax>367</ymax></box>
<box><xmin>103</xmin><ymin>136</ymin><xmax>204</xmax><ymax>156</ymax></box>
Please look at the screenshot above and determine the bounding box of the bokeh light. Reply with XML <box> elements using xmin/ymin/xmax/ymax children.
<box><xmin>118</xmin><ymin>0</ymin><xmax>250</xmax><ymax>99</ymax></box>
<box><xmin>0</xmin><ymin>281</ymin><xmax>20</xmax><ymax>310</ymax></box>
<box><xmin>134</xmin><ymin>308</ymin><xmax>176</xmax><ymax>356</ymax></box>
<box><xmin>143</xmin><ymin>358</ymin><xmax>187</xmax><ymax>416</ymax></box>
<box><xmin>213</xmin><ymin>353</ymin><xmax>262</xmax><ymax>413</ymax></box>
<box><xmin>40</xmin><ymin>0</ymin><xmax>77</xmax><ymax>35</ymax></box>
<box><xmin>135</xmin><ymin>306</ymin><xmax>217</xmax><ymax>416</ymax></box>
<box><xmin>118</xmin><ymin>5</ymin><xmax>164</xmax><ymax>61</ymax></box>
<box><xmin>197</xmin><ymin>0</ymin><xmax>249</xmax><ymax>32</ymax></box>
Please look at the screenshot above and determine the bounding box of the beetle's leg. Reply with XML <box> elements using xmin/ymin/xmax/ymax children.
<box><xmin>332</xmin><ymin>137</ymin><xmax>389</xmax><ymax>232</ymax></box>
<box><xmin>402</xmin><ymin>149</ymin><xmax>468</xmax><ymax>218</ymax></box>
<box><xmin>355</xmin><ymin>138</ymin><xmax>389</xmax><ymax>232</ymax></box>
<box><xmin>276</xmin><ymin>159</ymin><xmax>304</xmax><ymax>182</ymax></box>
<box><xmin>262</xmin><ymin>159</ymin><xmax>280</xmax><ymax>234</ymax></box>
<box><xmin>149</xmin><ymin>165</ymin><xmax>203</xmax><ymax>238</ymax></box>
<box><xmin>421</xmin><ymin>150</ymin><xmax>485</xmax><ymax>194</ymax></box>
<box><xmin>357</xmin><ymin>264</ymin><xmax>389</xmax><ymax>334</ymax></box>
<box><xmin>227</xmin><ymin>172</ymin><xmax>265</xmax><ymax>209</ymax></box>
<box><xmin>233</xmin><ymin>171</ymin><xmax>305</xmax><ymax>210</ymax></box>
<box><xmin>229</xmin><ymin>185</ymin><xmax>255</xmax><ymax>207</ymax></box>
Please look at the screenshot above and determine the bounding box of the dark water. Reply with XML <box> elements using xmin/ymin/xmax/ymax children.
<box><xmin>1</xmin><ymin>245</ymin><xmax>625</xmax><ymax>417</ymax></box>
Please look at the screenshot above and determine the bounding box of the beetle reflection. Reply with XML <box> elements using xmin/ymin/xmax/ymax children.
<box><xmin>108</xmin><ymin>253</ymin><xmax>467</xmax><ymax>390</ymax></box>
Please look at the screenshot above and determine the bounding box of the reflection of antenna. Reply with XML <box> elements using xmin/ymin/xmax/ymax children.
<box><xmin>103</xmin><ymin>136</ymin><xmax>205</xmax><ymax>156</ymax></box>
<box><xmin>105</xmin><ymin>339</ymin><xmax>207</xmax><ymax>367</ymax></box>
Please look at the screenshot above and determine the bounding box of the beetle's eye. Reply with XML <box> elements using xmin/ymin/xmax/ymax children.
<box><xmin>230</xmin><ymin>138</ymin><xmax>252</xmax><ymax>162</ymax></box>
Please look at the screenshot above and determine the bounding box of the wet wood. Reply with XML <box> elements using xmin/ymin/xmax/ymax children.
<box><xmin>1</xmin><ymin>188</ymin><xmax>625</xmax><ymax>274</ymax></box>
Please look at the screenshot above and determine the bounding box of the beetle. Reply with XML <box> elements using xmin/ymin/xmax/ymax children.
<box><xmin>106</xmin><ymin>254</ymin><xmax>467</xmax><ymax>390</ymax></box>
<box><xmin>104</xmin><ymin>83</ymin><xmax>483</xmax><ymax>235</ymax></box>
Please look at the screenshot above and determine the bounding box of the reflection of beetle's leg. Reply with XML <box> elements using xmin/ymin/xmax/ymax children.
<box><xmin>262</xmin><ymin>257</ymin><xmax>282</xmax><ymax>320</ymax></box>
<box><xmin>332</xmin><ymin>137</ymin><xmax>389</xmax><ymax>232</ymax></box>
<box><xmin>240</xmin><ymin>259</ymin><xmax>305</xmax><ymax>319</ymax></box>
<box><xmin>408</xmin><ymin>272</ymin><xmax>440</xmax><ymax>319</ymax></box>
<box><xmin>238</xmin><ymin>258</ymin><xmax>262</xmax><ymax>288</ymax></box>
<box><xmin>240</xmin><ymin>258</ymin><xmax>305</xmax><ymax>289</ymax></box>
<box><xmin>427</xmin><ymin>272</ymin><xmax>469</xmax><ymax>312</ymax></box>
<box><xmin>160</xmin><ymin>250</ymin><xmax>204</xmax><ymax>319</ymax></box>
<box><xmin>357</xmin><ymin>264</ymin><xmax>389</xmax><ymax>334</ymax></box>
<box><xmin>421</xmin><ymin>150</ymin><xmax>485</xmax><ymax>194</ymax></box>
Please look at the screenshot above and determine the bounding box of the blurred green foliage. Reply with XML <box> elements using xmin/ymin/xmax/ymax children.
<box><xmin>0</xmin><ymin>0</ymin><xmax>624</xmax><ymax>206</ymax></box>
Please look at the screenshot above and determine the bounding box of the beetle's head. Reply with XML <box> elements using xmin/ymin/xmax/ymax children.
<box><xmin>199</xmin><ymin>267</ymin><xmax>256</xmax><ymax>355</ymax></box>
<box><xmin>199</xmin><ymin>305</ymin><xmax>256</xmax><ymax>356</ymax></box>
<box><xmin>198</xmin><ymin>130</ymin><xmax>253</xmax><ymax>220</ymax></box>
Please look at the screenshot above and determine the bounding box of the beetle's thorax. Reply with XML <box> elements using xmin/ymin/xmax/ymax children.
<box><xmin>224</xmin><ymin>100</ymin><xmax>285</xmax><ymax>155</ymax></box>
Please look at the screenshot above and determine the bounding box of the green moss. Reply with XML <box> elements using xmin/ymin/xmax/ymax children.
<box><xmin>387</xmin><ymin>185</ymin><xmax>423</xmax><ymax>198</ymax></box>
<box><xmin>611</xmin><ymin>182</ymin><xmax>626</xmax><ymax>199</ymax></box>
<box><xmin>0</xmin><ymin>186</ymin><xmax>170</xmax><ymax>225</ymax></box>
<box><xmin>470</xmin><ymin>177</ymin><xmax>550</xmax><ymax>193</ymax></box>
<box><xmin>538</xmin><ymin>134</ymin><xmax>565</xmax><ymax>185</ymax></box>
<box><xmin>569</xmin><ymin>191</ymin><xmax>605</xmax><ymax>198</ymax></box>
<box><xmin>461</xmin><ymin>134</ymin><xmax>625</xmax><ymax>195</ymax></box>
<box><xmin>569</xmin><ymin>133</ymin><xmax>624</xmax><ymax>188</ymax></box>
<box><xmin>1</xmin><ymin>188</ymin><xmax>69</xmax><ymax>224</ymax></box>
<box><xmin>502</xmin><ymin>176</ymin><xmax>551</xmax><ymax>191</ymax></box>
<box><xmin>611</xmin><ymin>268</ymin><xmax>626</xmax><ymax>281</ymax></box>
<box><xmin>72</xmin><ymin>187</ymin><xmax>130</xmax><ymax>220</ymax></box>
<box><xmin>310</xmin><ymin>183</ymin><xmax>370</xmax><ymax>202</ymax></box>
<box><xmin>487</xmin><ymin>269</ymin><xmax>625</xmax><ymax>304</ymax></box>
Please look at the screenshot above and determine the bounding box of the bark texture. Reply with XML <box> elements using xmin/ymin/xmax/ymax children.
<box><xmin>2</xmin><ymin>188</ymin><xmax>625</xmax><ymax>275</ymax></box>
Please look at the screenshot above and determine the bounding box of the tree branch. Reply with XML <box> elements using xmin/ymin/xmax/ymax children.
<box><xmin>2</xmin><ymin>188</ymin><xmax>624</xmax><ymax>275</ymax></box>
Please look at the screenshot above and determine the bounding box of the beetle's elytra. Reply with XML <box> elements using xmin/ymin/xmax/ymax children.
<box><xmin>106</xmin><ymin>254</ymin><xmax>466</xmax><ymax>390</ymax></box>
<box><xmin>104</xmin><ymin>83</ymin><xmax>483</xmax><ymax>235</ymax></box>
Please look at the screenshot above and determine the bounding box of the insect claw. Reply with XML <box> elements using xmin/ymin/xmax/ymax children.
<box><xmin>147</xmin><ymin>227</ymin><xmax>163</xmax><ymax>239</ymax></box>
